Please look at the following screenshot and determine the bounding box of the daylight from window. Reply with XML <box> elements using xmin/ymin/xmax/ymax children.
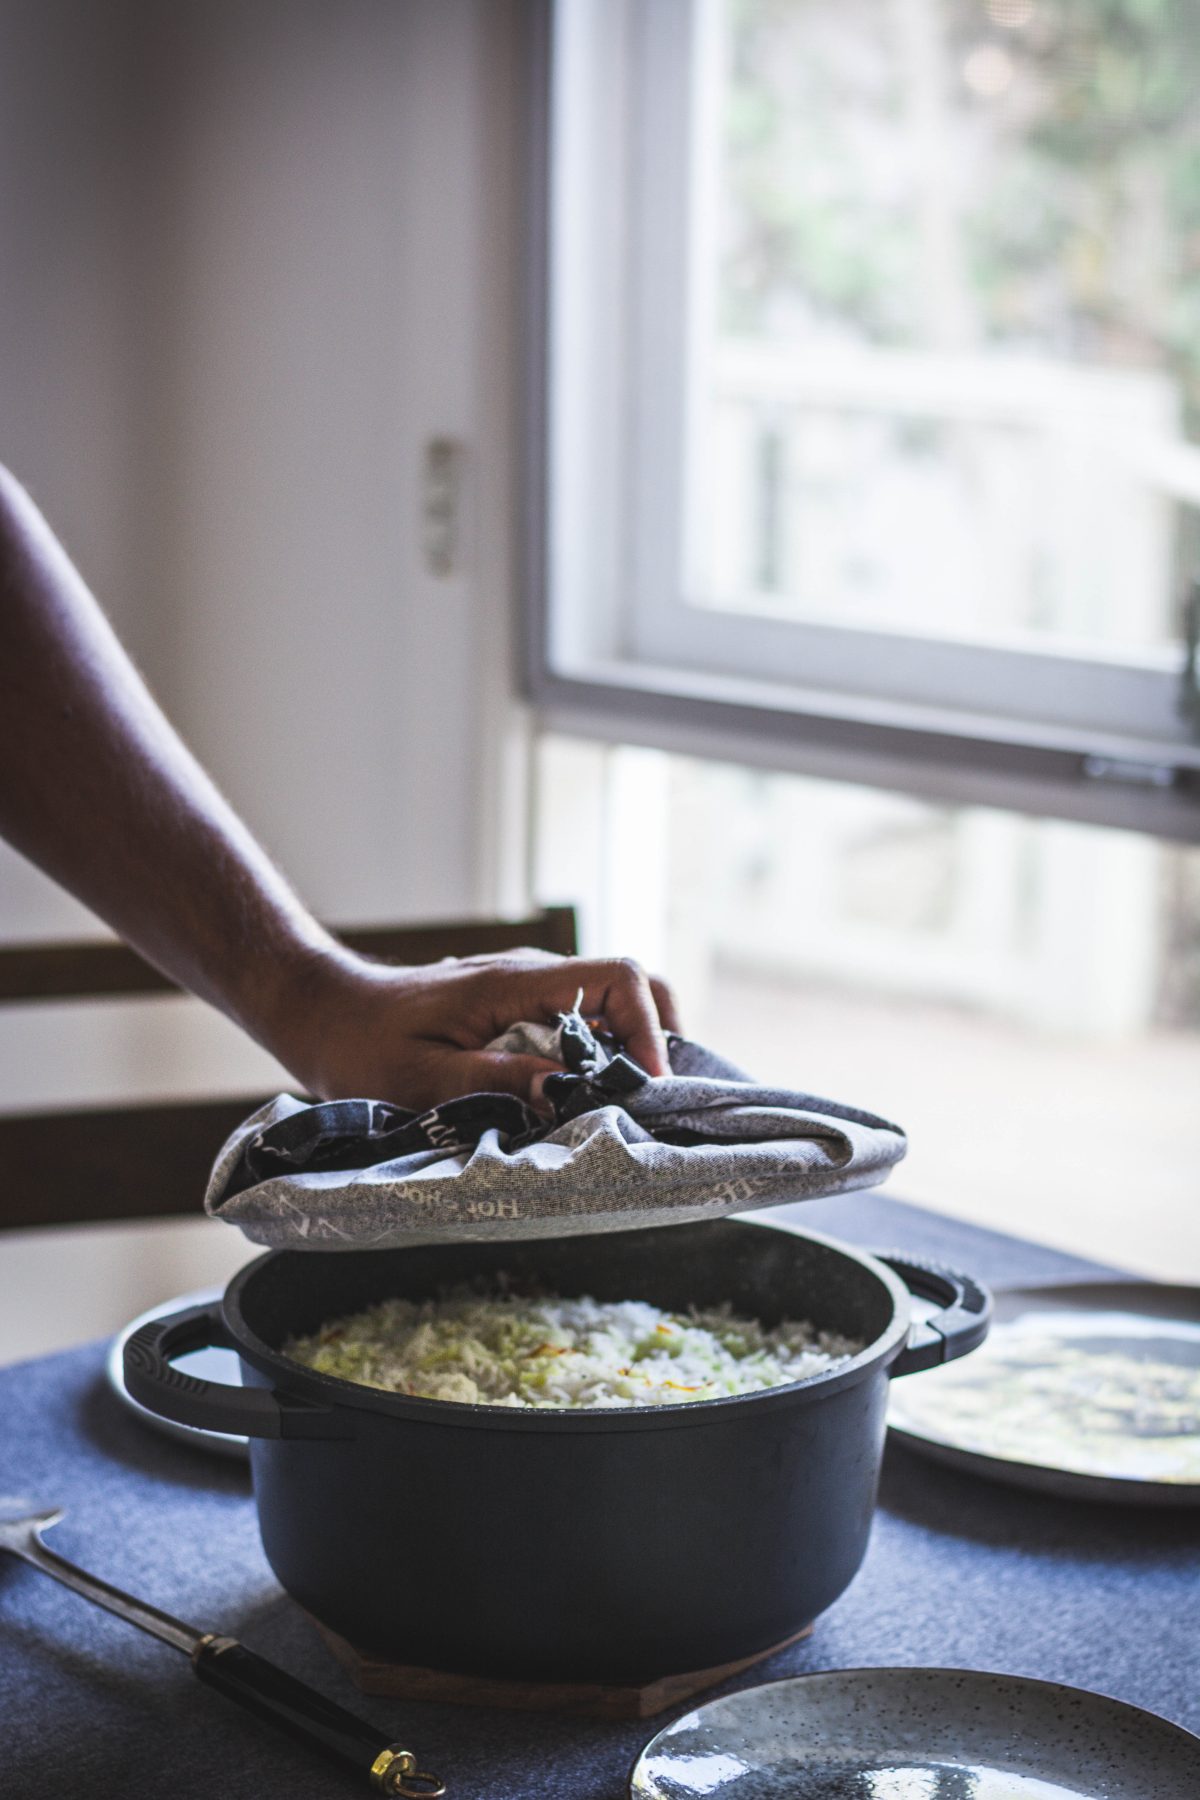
<box><xmin>689</xmin><ymin>0</ymin><xmax>1200</xmax><ymax>657</ymax></box>
<box><xmin>535</xmin><ymin>738</ymin><xmax>1200</xmax><ymax>1279</ymax></box>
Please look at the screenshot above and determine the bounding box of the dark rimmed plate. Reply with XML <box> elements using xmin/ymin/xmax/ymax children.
<box><xmin>886</xmin><ymin>1280</ymin><xmax>1200</xmax><ymax>1504</ymax></box>
<box><xmin>106</xmin><ymin>1287</ymin><xmax>249</xmax><ymax>1460</ymax></box>
<box><xmin>629</xmin><ymin>1666</ymin><xmax>1200</xmax><ymax>1798</ymax></box>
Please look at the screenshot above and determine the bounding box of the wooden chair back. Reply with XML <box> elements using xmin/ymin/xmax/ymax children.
<box><xmin>0</xmin><ymin>907</ymin><xmax>577</xmax><ymax>1232</ymax></box>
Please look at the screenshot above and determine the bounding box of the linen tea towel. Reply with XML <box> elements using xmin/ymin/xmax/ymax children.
<box><xmin>204</xmin><ymin>1009</ymin><xmax>906</xmax><ymax>1249</ymax></box>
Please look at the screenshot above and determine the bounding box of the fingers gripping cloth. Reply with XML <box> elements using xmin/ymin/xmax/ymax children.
<box><xmin>204</xmin><ymin>1010</ymin><xmax>906</xmax><ymax>1249</ymax></box>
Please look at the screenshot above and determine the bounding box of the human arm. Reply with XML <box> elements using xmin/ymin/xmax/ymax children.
<box><xmin>0</xmin><ymin>466</ymin><xmax>678</xmax><ymax>1106</ymax></box>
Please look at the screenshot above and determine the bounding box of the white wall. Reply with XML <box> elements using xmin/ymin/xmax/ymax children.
<box><xmin>0</xmin><ymin>0</ymin><xmax>528</xmax><ymax>1360</ymax></box>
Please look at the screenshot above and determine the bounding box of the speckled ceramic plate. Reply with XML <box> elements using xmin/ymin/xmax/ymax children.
<box><xmin>886</xmin><ymin>1281</ymin><xmax>1200</xmax><ymax>1505</ymax></box>
<box><xmin>628</xmin><ymin>1667</ymin><xmax>1200</xmax><ymax>1798</ymax></box>
<box><xmin>106</xmin><ymin>1288</ymin><xmax>249</xmax><ymax>1461</ymax></box>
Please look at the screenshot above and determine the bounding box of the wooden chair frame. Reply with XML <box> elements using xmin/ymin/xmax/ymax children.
<box><xmin>0</xmin><ymin>907</ymin><xmax>577</xmax><ymax>1232</ymax></box>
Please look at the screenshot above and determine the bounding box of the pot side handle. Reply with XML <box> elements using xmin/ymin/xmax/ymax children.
<box><xmin>123</xmin><ymin>1303</ymin><xmax>352</xmax><ymax>1440</ymax></box>
<box><xmin>877</xmin><ymin>1254</ymin><xmax>992</xmax><ymax>1378</ymax></box>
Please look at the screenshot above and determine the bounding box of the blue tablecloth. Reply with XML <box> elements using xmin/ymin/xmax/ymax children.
<box><xmin>1</xmin><ymin>1194</ymin><xmax>1197</xmax><ymax>1800</ymax></box>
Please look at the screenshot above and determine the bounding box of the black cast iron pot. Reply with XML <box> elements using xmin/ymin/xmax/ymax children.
<box><xmin>125</xmin><ymin>1217</ymin><xmax>989</xmax><ymax>1685</ymax></box>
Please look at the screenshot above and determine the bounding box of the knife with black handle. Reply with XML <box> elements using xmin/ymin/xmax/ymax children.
<box><xmin>0</xmin><ymin>1499</ymin><xmax>444</xmax><ymax>1796</ymax></box>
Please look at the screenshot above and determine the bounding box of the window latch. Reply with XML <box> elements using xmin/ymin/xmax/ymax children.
<box><xmin>1081</xmin><ymin>755</ymin><xmax>1177</xmax><ymax>789</ymax></box>
<box><xmin>1183</xmin><ymin>575</ymin><xmax>1200</xmax><ymax>740</ymax></box>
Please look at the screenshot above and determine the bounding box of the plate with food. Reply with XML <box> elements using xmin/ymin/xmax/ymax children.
<box><xmin>886</xmin><ymin>1279</ymin><xmax>1200</xmax><ymax>1504</ymax></box>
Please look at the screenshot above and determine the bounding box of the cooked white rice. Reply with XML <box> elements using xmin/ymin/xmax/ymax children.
<box><xmin>284</xmin><ymin>1289</ymin><xmax>862</xmax><ymax>1409</ymax></box>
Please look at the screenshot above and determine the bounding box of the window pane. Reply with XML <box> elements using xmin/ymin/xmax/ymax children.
<box><xmin>688</xmin><ymin>0</ymin><xmax>1200</xmax><ymax>654</ymax></box>
<box><xmin>534</xmin><ymin>733</ymin><xmax>1200</xmax><ymax>1279</ymax></box>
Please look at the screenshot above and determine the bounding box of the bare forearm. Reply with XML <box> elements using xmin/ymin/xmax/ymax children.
<box><xmin>0</xmin><ymin>465</ymin><xmax>679</xmax><ymax>1108</ymax></box>
<box><xmin>0</xmin><ymin>467</ymin><xmax>340</xmax><ymax>1056</ymax></box>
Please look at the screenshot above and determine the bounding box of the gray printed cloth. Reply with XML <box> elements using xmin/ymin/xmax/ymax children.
<box><xmin>204</xmin><ymin>1008</ymin><xmax>906</xmax><ymax>1249</ymax></box>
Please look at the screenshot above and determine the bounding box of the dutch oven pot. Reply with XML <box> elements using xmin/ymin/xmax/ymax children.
<box><xmin>125</xmin><ymin>1218</ymin><xmax>990</xmax><ymax>1685</ymax></box>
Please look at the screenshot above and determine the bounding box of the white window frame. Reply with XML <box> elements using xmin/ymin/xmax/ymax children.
<box><xmin>519</xmin><ymin>0</ymin><xmax>1200</xmax><ymax>841</ymax></box>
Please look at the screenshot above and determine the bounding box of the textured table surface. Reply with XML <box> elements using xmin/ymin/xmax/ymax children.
<box><xmin>1</xmin><ymin>1193</ymin><xmax>1197</xmax><ymax>1800</ymax></box>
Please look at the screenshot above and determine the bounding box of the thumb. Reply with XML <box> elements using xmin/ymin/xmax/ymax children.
<box><xmin>431</xmin><ymin>1049</ymin><xmax>564</xmax><ymax>1111</ymax></box>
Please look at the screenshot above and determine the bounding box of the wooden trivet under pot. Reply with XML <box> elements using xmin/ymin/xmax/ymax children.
<box><xmin>309</xmin><ymin>1617</ymin><xmax>814</xmax><ymax>1721</ymax></box>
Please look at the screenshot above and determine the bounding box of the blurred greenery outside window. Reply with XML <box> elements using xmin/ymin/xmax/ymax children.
<box><xmin>701</xmin><ymin>0</ymin><xmax>1200</xmax><ymax>652</ymax></box>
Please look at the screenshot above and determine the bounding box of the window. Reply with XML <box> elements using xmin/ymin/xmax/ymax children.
<box><xmin>525</xmin><ymin>1</ymin><xmax>1200</xmax><ymax>1269</ymax></box>
<box><xmin>526</xmin><ymin>0</ymin><xmax>1200</xmax><ymax>838</ymax></box>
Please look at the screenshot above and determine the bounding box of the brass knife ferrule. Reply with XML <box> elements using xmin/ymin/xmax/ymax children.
<box><xmin>370</xmin><ymin>1745</ymin><xmax>446</xmax><ymax>1797</ymax></box>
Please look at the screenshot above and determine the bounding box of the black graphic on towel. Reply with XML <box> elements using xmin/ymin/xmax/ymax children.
<box><xmin>542</xmin><ymin>1013</ymin><xmax>648</xmax><ymax>1119</ymax></box>
<box><xmin>226</xmin><ymin>1092</ymin><xmax>542</xmax><ymax>1201</ymax></box>
<box><xmin>224</xmin><ymin>1012</ymin><xmax>650</xmax><ymax>1202</ymax></box>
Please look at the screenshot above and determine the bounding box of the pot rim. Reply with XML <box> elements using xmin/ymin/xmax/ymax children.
<box><xmin>221</xmin><ymin>1216</ymin><xmax>916</xmax><ymax>1434</ymax></box>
